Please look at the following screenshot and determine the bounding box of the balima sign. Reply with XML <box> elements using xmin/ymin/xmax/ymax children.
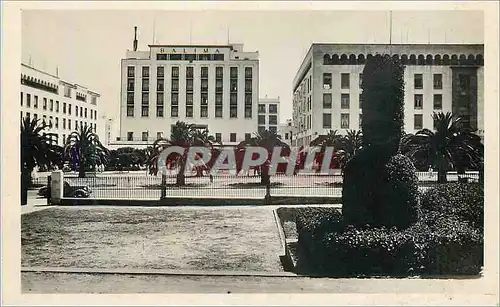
<box><xmin>156</xmin><ymin>146</ymin><xmax>339</xmax><ymax>176</ymax></box>
<box><xmin>155</xmin><ymin>47</ymin><xmax>222</xmax><ymax>54</ymax></box>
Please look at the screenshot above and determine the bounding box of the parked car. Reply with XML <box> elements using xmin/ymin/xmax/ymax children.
<box><xmin>38</xmin><ymin>181</ymin><xmax>92</xmax><ymax>198</ymax></box>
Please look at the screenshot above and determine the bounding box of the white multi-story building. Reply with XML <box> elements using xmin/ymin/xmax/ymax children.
<box><xmin>292</xmin><ymin>43</ymin><xmax>484</xmax><ymax>146</ymax></box>
<box><xmin>20</xmin><ymin>63</ymin><xmax>101</xmax><ymax>146</ymax></box>
<box><xmin>257</xmin><ymin>97</ymin><xmax>280</xmax><ymax>134</ymax></box>
<box><xmin>115</xmin><ymin>28</ymin><xmax>260</xmax><ymax>147</ymax></box>
<box><xmin>279</xmin><ymin>118</ymin><xmax>295</xmax><ymax>146</ymax></box>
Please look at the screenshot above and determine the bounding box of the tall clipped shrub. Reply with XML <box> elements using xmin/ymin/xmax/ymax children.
<box><xmin>342</xmin><ymin>54</ymin><xmax>419</xmax><ymax>230</ymax></box>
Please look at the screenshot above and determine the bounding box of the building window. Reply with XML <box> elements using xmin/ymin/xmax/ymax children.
<box><xmin>157</xmin><ymin>93</ymin><xmax>164</xmax><ymax>117</ymax></box>
<box><xmin>25</xmin><ymin>94</ymin><xmax>31</xmax><ymax>107</ymax></box>
<box><xmin>269</xmin><ymin>104</ymin><xmax>278</xmax><ymax>114</ymax></box>
<box><xmin>127</xmin><ymin>66</ymin><xmax>135</xmax><ymax>77</ymax></box>
<box><xmin>341</xmin><ymin>73</ymin><xmax>350</xmax><ymax>89</ymax></box>
<box><xmin>216</xmin><ymin>67</ymin><xmax>223</xmax><ymax>79</ymax></box>
<box><xmin>142</xmin><ymin>131</ymin><xmax>148</xmax><ymax>141</ymax></box>
<box><xmin>245</xmin><ymin>80</ymin><xmax>252</xmax><ymax>92</ymax></box>
<box><xmin>68</xmin><ymin>119</ymin><xmax>71</xmax><ymax>130</ymax></box>
<box><xmin>63</xmin><ymin>118</ymin><xmax>66</xmax><ymax>129</ymax></box>
<box><xmin>258</xmin><ymin>104</ymin><xmax>266</xmax><ymax>113</ymax></box>
<box><xmin>55</xmin><ymin>117</ymin><xmax>59</xmax><ymax>129</ymax></box>
<box><xmin>80</xmin><ymin>106</ymin><xmax>83</xmax><ymax>117</ymax></box>
<box><xmin>359</xmin><ymin>94</ymin><xmax>363</xmax><ymax>109</ymax></box>
<box><xmin>157</xmin><ymin>79</ymin><xmax>164</xmax><ymax>92</ymax></box>
<box><xmin>433</xmin><ymin>74</ymin><xmax>443</xmax><ymax>89</ymax></box>
<box><xmin>43</xmin><ymin>98</ymin><xmax>47</xmax><ymax>110</ymax></box>
<box><xmin>68</xmin><ymin>104</ymin><xmax>72</xmax><ymax>115</ymax></box>
<box><xmin>258</xmin><ymin>126</ymin><xmax>266</xmax><ymax>134</ymax></box>
<box><xmin>49</xmin><ymin>116</ymin><xmax>53</xmax><ymax>128</ymax></box>
<box><xmin>245</xmin><ymin>133</ymin><xmax>251</xmax><ymax>141</ymax></box>
<box><xmin>323</xmin><ymin>93</ymin><xmax>332</xmax><ymax>108</ymax></box>
<box><xmin>186</xmin><ymin>79</ymin><xmax>194</xmax><ymax>92</ymax></box>
<box><xmin>200</xmin><ymin>105</ymin><xmax>208</xmax><ymax>118</ymax></box>
<box><xmin>186</xmin><ymin>106</ymin><xmax>193</xmax><ymax>118</ymax></box>
<box><xmin>269</xmin><ymin>126</ymin><xmax>277</xmax><ymax>133</ymax></box>
<box><xmin>142</xmin><ymin>78</ymin><xmax>149</xmax><ymax>91</ymax></box>
<box><xmin>285</xmin><ymin>133</ymin><xmax>289</xmax><ymax>140</ymax></box>
<box><xmin>127</xmin><ymin>132</ymin><xmax>133</xmax><ymax>141</ymax></box>
<box><xmin>341</xmin><ymin>94</ymin><xmax>350</xmax><ymax>109</ymax></box>
<box><xmin>245</xmin><ymin>67</ymin><xmax>252</xmax><ymax>78</ymax></box>
<box><xmin>33</xmin><ymin>96</ymin><xmax>38</xmax><ymax>108</ymax></box>
<box><xmin>186</xmin><ymin>66</ymin><xmax>194</xmax><ymax>78</ymax></box>
<box><xmin>323</xmin><ymin>113</ymin><xmax>332</xmax><ymax>129</ymax></box>
<box><xmin>157</xmin><ymin>66</ymin><xmax>164</xmax><ymax>78</ymax></box>
<box><xmin>171</xmin><ymin>66</ymin><xmax>179</xmax><ymax>78</ymax></box>
<box><xmin>127</xmin><ymin>78</ymin><xmax>135</xmax><ymax>91</ymax></box>
<box><xmin>230</xmin><ymin>133</ymin><xmax>236</xmax><ymax>142</ymax></box>
<box><xmin>414</xmin><ymin>94</ymin><xmax>423</xmax><ymax>109</ymax></box>
<box><xmin>359</xmin><ymin>114</ymin><xmax>362</xmax><ymax>128</ymax></box>
<box><xmin>414</xmin><ymin>74</ymin><xmax>423</xmax><ymax>89</ymax></box>
<box><xmin>414</xmin><ymin>114</ymin><xmax>423</xmax><ymax>130</ymax></box>
<box><xmin>258</xmin><ymin>115</ymin><xmax>265</xmax><ymax>125</ymax></box>
<box><xmin>323</xmin><ymin>73</ymin><xmax>332</xmax><ymax>89</ymax></box>
<box><xmin>215</xmin><ymin>93</ymin><xmax>223</xmax><ymax>118</ymax></box>
<box><xmin>142</xmin><ymin>66</ymin><xmax>149</xmax><ymax>77</ymax></box>
<box><xmin>84</xmin><ymin>108</ymin><xmax>88</xmax><ymax>118</ymax></box>
<box><xmin>157</xmin><ymin>132</ymin><xmax>163</xmax><ymax>139</ymax></box>
<box><xmin>20</xmin><ymin>92</ymin><xmax>23</xmax><ymax>106</ymax></box>
<box><xmin>269</xmin><ymin>115</ymin><xmax>278</xmax><ymax>125</ymax></box>
<box><xmin>215</xmin><ymin>133</ymin><xmax>222</xmax><ymax>143</ymax></box>
<box><xmin>433</xmin><ymin>94</ymin><xmax>442</xmax><ymax>110</ymax></box>
<box><xmin>55</xmin><ymin>101</ymin><xmax>59</xmax><ymax>113</ymax></box>
<box><xmin>171</xmin><ymin>106</ymin><xmax>179</xmax><ymax>117</ymax></box>
<box><xmin>75</xmin><ymin>106</ymin><xmax>78</xmax><ymax>116</ymax></box>
<box><xmin>341</xmin><ymin>114</ymin><xmax>350</xmax><ymax>129</ymax></box>
<box><xmin>230</xmin><ymin>67</ymin><xmax>238</xmax><ymax>79</ymax></box>
<box><xmin>201</xmin><ymin>66</ymin><xmax>208</xmax><ymax>78</ymax></box>
<box><xmin>359</xmin><ymin>73</ymin><xmax>363</xmax><ymax>87</ymax></box>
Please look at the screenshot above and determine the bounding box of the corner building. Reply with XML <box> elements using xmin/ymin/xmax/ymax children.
<box><xmin>292</xmin><ymin>44</ymin><xmax>484</xmax><ymax>146</ymax></box>
<box><xmin>118</xmin><ymin>43</ymin><xmax>259</xmax><ymax>147</ymax></box>
<box><xmin>20</xmin><ymin>64</ymin><xmax>101</xmax><ymax>146</ymax></box>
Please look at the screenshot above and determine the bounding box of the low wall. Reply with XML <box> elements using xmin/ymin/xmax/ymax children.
<box><xmin>55</xmin><ymin>196</ymin><xmax>342</xmax><ymax>207</ymax></box>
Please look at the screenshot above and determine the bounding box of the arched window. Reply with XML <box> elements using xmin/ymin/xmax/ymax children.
<box><xmin>357</xmin><ymin>54</ymin><xmax>365</xmax><ymax>64</ymax></box>
<box><xmin>400</xmin><ymin>54</ymin><xmax>408</xmax><ymax>65</ymax></box>
<box><xmin>443</xmin><ymin>54</ymin><xmax>450</xmax><ymax>65</ymax></box>
<box><xmin>409</xmin><ymin>54</ymin><xmax>417</xmax><ymax>65</ymax></box>
<box><xmin>340</xmin><ymin>54</ymin><xmax>348</xmax><ymax>65</ymax></box>
<box><xmin>366</xmin><ymin>54</ymin><xmax>374</xmax><ymax>62</ymax></box>
<box><xmin>476</xmin><ymin>54</ymin><xmax>484</xmax><ymax>65</ymax></box>
<box><xmin>434</xmin><ymin>54</ymin><xmax>442</xmax><ymax>65</ymax></box>
<box><xmin>349</xmin><ymin>54</ymin><xmax>357</xmax><ymax>65</ymax></box>
<box><xmin>323</xmin><ymin>54</ymin><xmax>331</xmax><ymax>65</ymax></box>
<box><xmin>467</xmin><ymin>54</ymin><xmax>475</xmax><ymax>65</ymax></box>
<box><xmin>426</xmin><ymin>54</ymin><xmax>433</xmax><ymax>65</ymax></box>
<box><xmin>332</xmin><ymin>54</ymin><xmax>340</xmax><ymax>65</ymax></box>
<box><xmin>451</xmin><ymin>54</ymin><xmax>459</xmax><ymax>65</ymax></box>
<box><xmin>417</xmin><ymin>54</ymin><xmax>425</xmax><ymax>65</ymax></box>
<box><xmin>392</xmin><ymin>54</ymin><xmax>400</xmax><ymax>62</ymax></box>
<box><xmin>459</xmin><ymin>54</ymin><xmax>467</xmax><ymax>65</ymax></box>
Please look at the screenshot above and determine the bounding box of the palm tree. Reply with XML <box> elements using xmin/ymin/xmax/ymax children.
<box><xmin>403</xmin><ymin>112</ymin><xmax>483</xmax><ymax>183</ymax></box>
<box><xmin>309</xmin><ymin>130</ymin><xmax>343</xmax><ymax>172</ymax></box>
<box><xmin>64</xmin><ymin>124</ymin><xmax>109</xmax><ymax>178</ymax></box>
<box><xmin>20</xmin><ymin>117</ymin><xmax>58</xmax><ymax>204</ymax></box>
<box><xmin>333</xmin><ymin>130</ymin><xmax>363</xmax><ymax>173</ymax></box>
<box><xmin>236</xmin><ymin>129</ymin><xmax>290</xmax><ymax>185</ymax></box>
<box><xmin>147</xmin><ymin>121</ymin><xmax>217</xmax><ymax>185</ymax></box>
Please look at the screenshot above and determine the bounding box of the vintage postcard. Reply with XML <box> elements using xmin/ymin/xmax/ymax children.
<box><xmin>2</xmin><ymin>1</ymin><xmax>499</xmax><ymax>306</ymax></box>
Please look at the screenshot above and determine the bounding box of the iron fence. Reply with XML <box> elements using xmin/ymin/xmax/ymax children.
<box><xmin>30</xmin><ymin>171</ymin><xmax>480</xmax><ymax>200</ymax></box>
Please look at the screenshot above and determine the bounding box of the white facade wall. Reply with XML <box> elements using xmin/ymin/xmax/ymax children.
<box><xmin>117</xmin><ymin>44</ymin><xmax>259</xmax><ymax>147</ymax></box>
<box><xmin>20</xmin><ymin>64</ymin><xmax>101</xmax><ymax>146</ymax></box>
<box><xmin>257</xmin><ymin>97</ymin><xmax>280</xmax><ymax>134</ymax></box>
<box><xmin>293</xmin><ymin>44</ymin><xmax>484</xmax><ymax>147</ymax></box>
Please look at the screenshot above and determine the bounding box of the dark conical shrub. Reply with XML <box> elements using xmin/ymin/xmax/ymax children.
<box><xmin>342</xmin><ymin>54</ymin><xmax>419</xmax><ymax>230</ymax></box>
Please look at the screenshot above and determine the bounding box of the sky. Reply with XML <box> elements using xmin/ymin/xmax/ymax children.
<box><xmin>22</xmin><ymin>10</ymin><xmax>484</xmax><ymax>126</ymax></box>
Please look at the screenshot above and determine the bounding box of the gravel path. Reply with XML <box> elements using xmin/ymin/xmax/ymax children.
<box><xmin>22</xmin><ymin>206</ymin><xmax>283</xmax><ymax>272</ymax></box>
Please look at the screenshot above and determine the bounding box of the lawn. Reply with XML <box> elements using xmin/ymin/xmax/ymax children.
<box><xmin>21</xmin><ymin>206</ymin><xmax>284</xmax><ymax>272</ymax></box>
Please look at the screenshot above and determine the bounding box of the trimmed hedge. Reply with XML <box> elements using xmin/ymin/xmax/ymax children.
<box><xmin>420</xmin><ymin>182</ymin><xmax>483</xmax><ymax>229</ymax></box>
<box><xmin>342</xmin><ymin>150</ymin><xmax>419</xmax><ymax>230</ymax></box>
<box><xmin>294</xmin><ymin>182</ymin><xmax>483</xmax><ymax>276</ymax></box>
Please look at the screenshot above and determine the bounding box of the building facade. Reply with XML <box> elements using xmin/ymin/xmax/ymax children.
<box><xmin>117</xmin><ymin>38</ymin><xmax>260</xmax><ymax>147</ymax></box>
<box><xmin>292</xmin><ymin>44</ymin><xmax>484</xmax><ymax>146</ymax></box>
<box><xmin>20</xmin><ymin>64</ymin><xmax>101</xmax><ymax>146</ymax></box>
<box><xmin>279</xmin><ymin>118</ymin><xmax>294</xmax><ymax>146</ymax></box>
<box><xmin>257</xmin><ymin>97</ymin><xmax>280</xmax><ymax>134</ymax></box>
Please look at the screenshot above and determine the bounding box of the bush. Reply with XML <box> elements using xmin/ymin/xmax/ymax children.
<box><xmin>420</xmin><ymin>183</ymin><xmax>483</xmax><ymax>229</ymax></box>
<box><xmin>297</xmin><ymin>217</ymin><xmax>483</xmax><ymax>277</ymax></box>
<box><xmin>295</xmin><ymin>207</ymin><xmax>343</xmax><ymax>244</ymax></box>
<box><xmin>342</xmin><ymin>150</ymin><xmax>419</xmax><ymax>230</ymax></box>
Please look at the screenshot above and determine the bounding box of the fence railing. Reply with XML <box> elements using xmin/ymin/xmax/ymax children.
<box><xmin>29</xmin><ymin>170</ymin><xmax>481</xmax><ymax>201</ymax></box>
